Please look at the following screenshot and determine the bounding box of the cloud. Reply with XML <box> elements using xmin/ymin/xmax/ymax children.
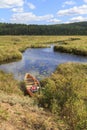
<box><xmin>11</xmin><ymin>7</ymin><xmax>23</xmax><ymax>12</ymax></box>
<box><xmin>57</xmin><ymin>5</ymin><xmax>87</xmax><ymax>16</ymax></box>
<box><xmin>62</xmin><ymin>0</ymin><xmax>75</xmax><ymax>7</ymax></box>
<box><xmin>28</xmin><ymin>2</ymin><xmax>36</xmax><ymax>10</ymax></box>
<box><xmin>10</xmin><ymin>12</ymin><xmax>53</xmax><ymax>23</ymax></box>
<box><xmin>48</xmin><ymin>18</ymin><xmax>61</xmax><ymax>23</ymax></box>
<box><xmin>70</xmin><ymin>16</ymin><xmax>87</xmax><ymax>22</ymax></box>
<box><xmin>84</xmin><ymin>0</ymin><xmax>87</xmax><ymax>3</ymax></box>
<box><xmin>0</xmin><ymin>0</ymin><xmax>24</xmax><ymax>8</ymax></box>
<box><xmin>0</xmin><ymin>18</ymin><xmax>5</xmax><ymax>22</ymax></box>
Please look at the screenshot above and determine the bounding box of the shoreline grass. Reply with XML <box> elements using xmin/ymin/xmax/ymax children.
<box><xmin>0</xmin><ymin>35</ymin><xmax>87</xmax><ymax>129</ymax></box>
<box><xmin>54</xmin><ymin>36</ymin><xmax>87</xmax><ymax>56</ymax></box>
<box><xmin>39</xmin><ymin>62</ymin><xmax>87</xmax><ymax>130</ymax></box>
<box><xmin>0</xmin><ymin>71</ymin><xmax>67</xmax><ymax>130</ymax></box>
<box><xmin>0</xmin><ymin>35</ymin><xmax>87</xmax><ymax>64</ymax></box>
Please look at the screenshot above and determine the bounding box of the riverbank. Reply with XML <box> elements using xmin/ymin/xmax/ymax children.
<box><xmin>0</xmin><ymin>35</ymin><xmax>87</xmax><ymax>129</ymax></box>
<box><xmin>0</xmin><ymin>70</ymin><xmax>67</xmax><ymax>130</ymax></box>
<box><xmin>39</xmin><ymin>62</ymin><xmax>87</xmax><ymax>130</ymax></box>
<box><xmin>0</xmin><ymin>36</ymin><xmax>60</xmax><ymax>64</ymax></box>
<box><xmin>54</xmin><ymin>36</ymin><xmax>87</xmax><ymax>56</ymax></box>
<box><xmin>0</xmin><ymin>35</ymin><xmax>86</xmax><ymax>64</ymax></box>
<box><xmin>1</xmin><ymin>62</ymin><xmax>87</xmax><ymax>129</ymax></box>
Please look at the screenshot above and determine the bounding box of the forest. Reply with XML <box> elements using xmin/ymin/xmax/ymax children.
<box><xmin>0</xmin><ymin>22</ymin><xmax>87</xmax><ymax>35</ymax></box>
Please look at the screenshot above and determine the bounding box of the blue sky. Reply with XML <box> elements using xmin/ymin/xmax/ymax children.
<box><xmin>0</xmin><ymin>0</ymin><xmax>87</xmax><ymax>24</ymax></box>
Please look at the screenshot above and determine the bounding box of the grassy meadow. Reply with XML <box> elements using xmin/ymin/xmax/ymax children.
<box><xmin>0</xmin><ymin>35</ymin><xmax>87</xmax><ymax>129</ymax></box>
<box><xmin>54</xmin><ymin>36</ymin><xmax>87</xmax><ymax>56</ymax></box>
<box><xmin>1</xmin><ymin>35</ymin><xmax>87</xmax><ymax>63</ymax></box>
<box><xmin>0</xmin><ymin>35</ymin><xmax>60</xmax><ymax>63</ymax></box>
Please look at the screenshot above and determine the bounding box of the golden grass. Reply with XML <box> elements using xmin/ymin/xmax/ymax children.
<box><xmin>54</xmin><ymin>36</ymin><xmax>87</xmax><ymax>56</ymax></box>
<box><xmin>0</xmin><ymin>90</ymin><xmax>67</xmax><ymax>130</ymax></box>
<box><xmin>1</xmin><ymin>35</ymin><xmax>87</xmax><ymax>63</ymax></box>
<box><xmin>0</xmin><ymin>71</ymin><xmax>23</xmax><ymax>95</ymax></box>
<box><xmin>0</xmin><ymin>35</ymin><xmax>87</xmax><ymax>129</ymax></box>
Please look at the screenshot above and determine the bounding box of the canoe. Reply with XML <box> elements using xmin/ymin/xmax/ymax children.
<box><xmin>24</xmin><ymin>73</ymin><xmax>40</xmax><ymax>96</ymax></box>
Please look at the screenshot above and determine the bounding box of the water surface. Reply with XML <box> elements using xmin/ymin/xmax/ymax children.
<box><xmin>0</xmin><ymin>46</ymin><xmax>87</xmax><ymax>80</ymax></box>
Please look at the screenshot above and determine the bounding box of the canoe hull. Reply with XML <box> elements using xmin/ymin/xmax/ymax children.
<box><xmin>24</xmin><ymin>73</ymin><xmax>40</xmax><ymax>96</ymax></box>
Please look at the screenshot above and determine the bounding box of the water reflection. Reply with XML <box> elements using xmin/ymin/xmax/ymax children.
<box><xmin>0</xmin><ymin>47</ymin><xmax>87</xmax><ymax>80</ymax></box>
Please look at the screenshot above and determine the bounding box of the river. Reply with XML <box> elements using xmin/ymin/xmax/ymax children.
<box><xmin>0</xmin><ymin>46</ymin><xmax>87</xmax><ymax>80</ymax></box>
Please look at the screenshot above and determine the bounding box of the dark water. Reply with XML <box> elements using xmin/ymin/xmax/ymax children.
<box><xmin>0</xmin><ymin>46</ymin><xmax>87</xmax><ymax>80</ymax></box>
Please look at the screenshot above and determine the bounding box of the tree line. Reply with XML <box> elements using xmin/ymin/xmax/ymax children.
<box><xmin>0</xmin><ymin>22</ymin><xmax>87</xmax><ymax>35</ymax></box>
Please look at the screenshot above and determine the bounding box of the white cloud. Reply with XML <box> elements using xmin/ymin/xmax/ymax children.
<box><xmin>11</xmin><ymin>7</ymin><xmax>23</xmax><ymax>12</ymax></box>
<box><xmin>62</xmin><ymin>0</ymin><xmax>75</xmax><ymax>7</ymax></box>
<box><xmin>0</xmin><ymin>0</ymin><xmax>24</xmax><ymax>8</ymax></box>
<box><xmin>70</xmin><ymin>16</ymin><xmax>87</xmax><ymax>22</ymax></box>
<box><xmin>84</xmin><ymin>0</ymin><xmax>87</xmax><ymax>3</ymax></box>
<box><xmin>48</xmin><ymin>18</ymin><xmax>61</xmax><ymax>23</ymax></box>
<box><xmin>10</xmin><ymin>12</ymin><xmax>53</xmax><ymax>23</ymax></box>
<box><xmin>57</xmin><ymin>5</ymin><xmax>87</xmax><ymax>16</ymax></box>
<box><xmin>28</xmin><ymin>2</ymin><xmax>36</xmax><ymax>10</ymax></box>
<box><xmin>0</xmin><ymin>18</ymin><xmax>5</xmax><ymax>22</ymax></box>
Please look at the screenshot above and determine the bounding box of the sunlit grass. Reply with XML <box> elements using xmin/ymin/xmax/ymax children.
<box><xmin>0</xmin><ymin>35</ymin><xmax>60</xmax><ymax>63</ymax></box>
<box><xmin>0</xmin><ymin>71</ymin><xmax>23</xmax><ymax>95</ymax></box>
<box><xmin>1</xmin><ymin>35</ymin><xmax>87</xmax><ymax>63</ymax></box>
<box><xmin>0</xmin><ymin>35</ymin><xmax>87</xmax><ymax>130</ymax></box>
<box><xmin>39</xmin><ymin>62</ymin><xmax>87</xmax><ymax>130</ymax></box>
<box><xmin>54</xmin><ymin>36</ymin><xmax>87</xmax><ymax>56</ymax></box>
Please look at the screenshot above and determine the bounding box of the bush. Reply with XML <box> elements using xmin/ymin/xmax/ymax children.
<box><xmin>39</xmin><ymin>63</ymin><xmax>87</xmax><ymax>130</ymax></box>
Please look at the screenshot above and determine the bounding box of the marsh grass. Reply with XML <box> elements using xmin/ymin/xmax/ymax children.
<box><xmin>0</xmin><ymin>35</ymin><xmax>85</xmax><ymax>63</ymax></box>
<box><xmin>0</xmin><ymin>36</ymin><xmax>87</xmax><ymax>129</ymax></box>
<box><xmin>0</xmin><ymin>71</ymin><xmax>23</xmax><ymax>95</ymax></box>
<box><xmin>0</xmin><ymin>35</ymin><xmax>61</xmax><ymax>63</ymax></box>
<box><xmin>0</xmin><ymin>65</ymin><xmax>67</xmax><ymax>129</ymax></box>
<box><xmin>54</xmin><ymin>36</ymin><xmax>87</xmax><ymax>56</ymax></box>
<box><xmin>39</xmin><ymin>62</ymin><xmax>87</xmax><ymax>130</ymax></box>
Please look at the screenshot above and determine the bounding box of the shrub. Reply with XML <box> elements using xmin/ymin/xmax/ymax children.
<box><xmin>39</xmin><ymin>63</ymin><xmax>87</xmax><ymax>130</ymax></box>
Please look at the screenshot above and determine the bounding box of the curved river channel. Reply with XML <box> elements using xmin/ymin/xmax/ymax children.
<box><xmin>0</xmin><ymin>46</ymin><xmax>87</xmax><ymax>80</ymax></box>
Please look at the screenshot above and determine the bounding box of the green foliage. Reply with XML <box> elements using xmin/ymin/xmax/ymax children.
<box><xmin>40</xmin><ymin>79</ymin><xmax>56</xmax><ymax>108</ymax></box>
<box><xmin>39</xmin><ymin>63</ymin><xmax>87</xmax><ymax>130</ymax></box>
<box><xmin>0</xmin><ymin>35</ymin><xmax>87</xmax><ymax>129</ymax></box>
<box><xmin>0</xmin><ymin>22</ymin><xmax>87</xmax><ymax>35</ymax></box>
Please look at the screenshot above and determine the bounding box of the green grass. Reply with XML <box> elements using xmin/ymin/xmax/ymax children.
<box><xmin>39</xmin><ymin>62</ymin><xmax>87</xmax><ymax>130</ymax></box>
<box><xmin>0</xmin><ymin>71</ymin><xmax>23</xmax><ymax>95</ymax></box>
<box><xmin>0</xmin><ymin>35</ymin><xmax>87</xmax><ymax>63</ymax></box>
<box><xmin>54</xmin><ymin>36</ymin><xmax>87</xmax><ymax>56</ymax></box>
<box><xmin>0</xmin><ymin>35</ymin><xmax>87</xmax><ymax>129</ymax></box>
<box><xmin>0</xmin><ymin>35</ymin><xmax>61</xmax><ymax>63</ymax></box>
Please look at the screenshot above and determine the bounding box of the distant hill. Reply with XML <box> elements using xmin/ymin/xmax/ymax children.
<box><xmin>0</xmin><ymin>22</ymin><xmax>87</xmax><ymax>35</ymax></box>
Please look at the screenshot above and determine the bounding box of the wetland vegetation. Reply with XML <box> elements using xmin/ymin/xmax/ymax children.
<box><xmin>39</xmin><ymin>62</ymin><xmax>87</xmax><ymax>130</ymax></box>
<box><xmin>54</xmin><ymin>36</ymin><xmax>87</xmax><ymax>56</ymax></box>
<box><xmin>0</xmin><ymin>35</ymin><xmax>87</xmax><ymax>130</ymax></box>
<box><xmin>0</xmin><ymin>35</ymin><xmax>87</xmax><ymax>63</ymax></box>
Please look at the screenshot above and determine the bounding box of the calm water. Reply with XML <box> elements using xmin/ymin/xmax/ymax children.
<box><xmin>0</xmin><ymin>46</ymin><xmax>87</xmax><ymax>80</ymax></box>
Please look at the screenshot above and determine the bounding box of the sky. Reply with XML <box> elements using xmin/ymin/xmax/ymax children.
<box><xmin>0</xmin><ymin>0</ymin><xmax>87</xmax><ymax>24</ymax></box>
